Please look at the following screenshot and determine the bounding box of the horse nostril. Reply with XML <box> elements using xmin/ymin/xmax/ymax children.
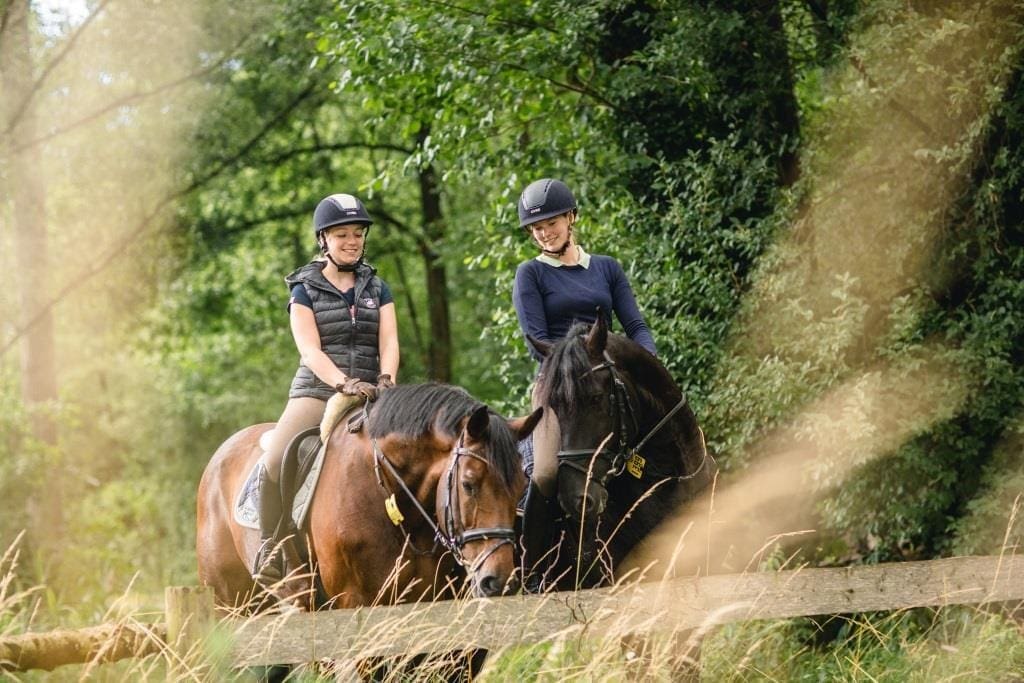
<box><xmin>578</xmin><ymin>493</ymin><xmax>604</xmax><ymax>515</ymax></box>
<box><xmin>478</xmin><ymin>574</ymin><xmax>501</xmax><ymax>597</ymax></box>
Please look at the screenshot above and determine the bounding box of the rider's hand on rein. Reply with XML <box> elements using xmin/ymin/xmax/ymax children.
<box><xmin>337</xmin><ymin>377</ymin><xmax>379</xmax><ymax>400</ymax></box>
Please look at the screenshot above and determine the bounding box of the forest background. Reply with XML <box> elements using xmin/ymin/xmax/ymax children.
<box><xmin>1</xmin><ymin>0</ymin><xmax>1022</xmax><ymax>673</ymax></box>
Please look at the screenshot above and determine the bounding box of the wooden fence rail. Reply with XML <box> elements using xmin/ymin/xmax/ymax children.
<box><xmin>2</xmin><ymin>555</ymin><xmax>1021</xmax><ymax>672</ymax></box>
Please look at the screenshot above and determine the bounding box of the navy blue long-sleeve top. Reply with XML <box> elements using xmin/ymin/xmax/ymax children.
<box><xmin>512</xmin><ymin>248</ymin><xmax>657</xmax><ymax>363</ymax></box>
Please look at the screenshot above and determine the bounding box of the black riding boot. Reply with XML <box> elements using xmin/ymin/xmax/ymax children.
<box><xmin>252</xmin><ymin>463</ymin><xmax>285</xmax><ymax>585</ymax></box>
<box><xmin>520</xmin><ymin>479</ymin><xmax>558</xmax><ymax>592</ymax></box>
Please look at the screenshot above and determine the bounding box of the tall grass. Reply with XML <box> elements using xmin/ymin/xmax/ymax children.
<box><xmin>1</xmin><ymin>532</ymin><xmax>1021</xmax><ymax>681</ymax></box>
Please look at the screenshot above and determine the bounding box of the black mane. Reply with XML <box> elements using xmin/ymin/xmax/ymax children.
<box><xmin>537</xmin><ymin>324</ymin><xmax>681</xmax><ymax>420</ymax></box>
<box><xmin>367</xmin><ymin>383</ymin><xmax>521</xmax><ymax>491</ymax></box>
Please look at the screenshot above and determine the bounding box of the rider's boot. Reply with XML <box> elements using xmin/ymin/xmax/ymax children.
<box><xmin>252</xmin><ymin>463</ymin><xmax>285</xmax><ymax>586</ymax></box>
<box><xmin>519</xmin><ymin>479</ymin><xmax>557</xmax><ymax>593</ymax></box>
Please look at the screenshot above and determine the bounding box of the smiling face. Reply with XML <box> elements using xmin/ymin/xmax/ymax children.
<box><xmin>320</xmin><ymin>223</ymin><xmax>367</xmax><ymax>265</ymax></box>
<box><xmin>527</xmin><ymin>212</ymin><xmax>573</xmax><ymax>254</ymax></box>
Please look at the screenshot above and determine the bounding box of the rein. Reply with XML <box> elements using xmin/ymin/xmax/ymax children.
<box><xmin>372</xmin><ymin>427</ymin><xmax>516</xmax><ymax>574</ymax></box>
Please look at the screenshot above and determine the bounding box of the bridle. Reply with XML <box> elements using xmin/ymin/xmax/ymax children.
<box><xmin>372</xmin><ymin>426</ymin><xmax>516</xmax><ymax>574</ymax></box>
<box><xmin>555</xmin><ymin>350</ymin><xmax>711</xmax><ymax>487</ymax></box>
<box><xmin>556</xmin><ymin>350</ymin><xmax>638</xmax><ymax>483</ymax></box>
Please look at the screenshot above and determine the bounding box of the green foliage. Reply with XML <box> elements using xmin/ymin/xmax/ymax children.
<box><xmin>696</xmin><ymin>0</ymin><xmax>1024</xmax><ymax>561</ymax></box>
<box><xmin>2</xmin><ymin>12</ymin><xmax>1024</xmax><ymax>680</ymax></box>
<box><xmin>702</xmin><ymin>608</ymin><xmax>1024</xmax><ymax>681</ymax></box>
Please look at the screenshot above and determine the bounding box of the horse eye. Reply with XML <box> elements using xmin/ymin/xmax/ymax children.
<box><xmin>461</xmin><ymin>480</ymin><xmax>477</xmax><ymax>495</ymax></box>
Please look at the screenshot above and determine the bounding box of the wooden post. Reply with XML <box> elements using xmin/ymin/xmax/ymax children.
<box><xmin>164</xmin><ymin>586</ymin><xmax>216</xmax><ymax>662</ymax></box>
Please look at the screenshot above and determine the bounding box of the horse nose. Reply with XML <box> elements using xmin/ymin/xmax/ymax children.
<box><xmin>477</xmin><ymin>573</ymin><xmax>503</xmax><ymax>597</ymax></box>
<box><xmin>577</xmin><ymin>491</ymin><xmax>606</xmax><ymax>515</ymax></box>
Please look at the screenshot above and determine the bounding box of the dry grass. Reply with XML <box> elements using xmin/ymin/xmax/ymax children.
<box><xmin>3</xmin><ymin>532</ymin><xmax>1021</xmax><ymax>682</ymax></box>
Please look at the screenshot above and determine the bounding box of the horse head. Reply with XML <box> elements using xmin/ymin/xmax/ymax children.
<box><xmin>532</xmin><ymin>314</ymin><xmax>634</xmax><ymax>585</ymax></box>
<box><xmin>437</xmin><ymin>404</ymin><xmax>542</xmax><ymax>597</ymax></box>
<box><xmin>531</xmin><ymin>312</ymin><xmax>716</xmax><ymax>590</ymax></box>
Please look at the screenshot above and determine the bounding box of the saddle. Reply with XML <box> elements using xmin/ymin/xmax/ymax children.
<box><xmin>234</xmin><ymin>426</ymin><xmax>323</xmax><ymax>531</ymax></box>
<box><xmin>234</xmin><ymin>399</ymin><xmax>370</xmax><ymax>532</ymax></box>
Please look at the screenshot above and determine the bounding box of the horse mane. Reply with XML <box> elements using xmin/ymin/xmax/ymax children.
<box><xmin>537</xmin><ymin>324</ymin><xmax>689</xmax><ymax>454</ymax></box>
<box><xmin>366</xmin><ymin>383</ymin><xmax>521</xmax><ymax>491</ymax></box>
<box><xmin>535</xmin><ymin>324</ymin><xmax>600</xmax><ymax>419</ymax></box>
<box><xmin>537</xmin><ymin>324</ymin><xmax>679</xmax><ymax>412</ymax></box>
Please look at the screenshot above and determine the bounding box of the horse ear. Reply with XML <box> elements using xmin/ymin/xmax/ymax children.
<box><xmin>585</xmin><ymin>310</ymin><xmax>608</xmax><ymax>355</ymax></box>
<box><xmin>507</xmin><ymin>406</ymin><xmax>543</xmax><ymax>441</ymax></box>
<box><xmin>527</xmin><ymin>335</ymin><xmax>552</xmax><ymax>358</ymax></box>
<box><xmin>466</xmin><ymin>405</ymin><xmax>491</xmax><ymax>441</ymax></box>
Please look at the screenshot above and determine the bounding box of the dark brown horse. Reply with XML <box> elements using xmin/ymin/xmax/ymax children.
<box><xmin>197</xmin><ymin>383</ymin><xmax>541</xmax><ymax>610</ymax></box>
<box><xmin>523</xmin><ymin>315</ymin><xmax>716</xmax><ymax>590</ymax></box>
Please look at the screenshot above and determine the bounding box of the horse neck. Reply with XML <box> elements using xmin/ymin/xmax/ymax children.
<box><xmin>623</xmin><ymin>365</ymin><xmax>699</xmax><ymax>462</ymax></box>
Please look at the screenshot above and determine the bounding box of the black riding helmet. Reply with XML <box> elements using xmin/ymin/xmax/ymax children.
<box><xmin>313</xmin><ymin>193</ymin><xmax>373</xmax><ymax>272</ymax></box>
<box><xmin>517</xmin><ymin>178</ymin><xmax>577</xmax><ymax>228</ymax></box>
<box><xmin>314</xmin><ymin>193</ymin><xmax>373</xmax><ymax>236</ymax></box>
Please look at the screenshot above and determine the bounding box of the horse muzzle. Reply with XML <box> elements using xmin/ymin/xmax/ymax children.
<box><xmin>460</xmin><ymin>528</ymin><xmax>519</xmax><ymax>597</ymax></box>
<box><xmin>558</xmin><ymin>482</ymin><xmax>609</xmax><ymax>522</ymax></box>
<box><xmin>473</xmin><ymin>567</ymin><xmax>519</xmax><ymax>597</ymax></box>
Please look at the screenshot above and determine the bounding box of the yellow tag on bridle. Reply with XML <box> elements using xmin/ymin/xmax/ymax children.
<box><xmin>626</xmin><ymin>452</ymin><xmax>645</xmax><ymax>479</ymax></box>
<box><xmin>385</xmin><ymin>494</ymin><xmax>405</xmax><ymax>526</ymax></box>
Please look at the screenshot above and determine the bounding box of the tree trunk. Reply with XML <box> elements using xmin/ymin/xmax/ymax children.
<box><xmin>416</xmin><ymin>142</ymin><xmax>451</xmax><ymax>383</ymax></box>
<box><xmin>1</xmin><ymin>0</ymin><xmax>62</xmax><ymax>535</ymax></box>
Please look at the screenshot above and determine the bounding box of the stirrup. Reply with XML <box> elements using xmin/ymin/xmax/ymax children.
<box><xmin>252</xmin><ymin>539</ymin><xmax>285</xmax><ymax>585</ymax></box>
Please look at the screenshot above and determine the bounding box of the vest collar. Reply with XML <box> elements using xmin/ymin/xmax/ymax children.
<box><xmin>535</xmin><ymin>245</ymin><xmax>590</xmax><ymax>268</ymax></box>
<box><xmin>286</xmin><ymin>259</ymin><xmax>376</xmax><ymax>292</ymax></box>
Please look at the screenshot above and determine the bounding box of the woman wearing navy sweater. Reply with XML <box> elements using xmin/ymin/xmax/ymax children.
<box><xmin>512</xmin><ymin>178</ymin><xmax>656</xmax><ymax>504</ymax></box>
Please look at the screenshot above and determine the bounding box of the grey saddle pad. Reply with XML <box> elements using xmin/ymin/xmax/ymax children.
<box><xmin>234</xmin><ymin>432</ymin><xmax>325</xmax><ymax>531</ymax></box>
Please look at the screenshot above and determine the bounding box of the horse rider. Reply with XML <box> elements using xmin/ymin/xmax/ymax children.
<box><xmin>253</xmin><ymin>193</ymin><xmax>400</xmax><ymax>586</ymax></box>
<box><xmin>511</xmin><ymin>178</ymin><xmax>657</xmax><ymax>566</ymax></box>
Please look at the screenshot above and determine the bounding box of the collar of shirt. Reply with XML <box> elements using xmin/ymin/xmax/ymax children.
<box><xmin>535</xmin><ymin>245</ymin><xmax>591</xmax><ymax>269</ymax></box>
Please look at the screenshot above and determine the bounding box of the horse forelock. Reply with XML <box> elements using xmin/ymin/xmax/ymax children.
<box><xmin>536</xmin><ymin>324</ymin><xmax>598</xmax><ymax>418</ymax></box>
<box><xmin>538</xmin><ymin>328</ymin><xmax>688</xmax><ymax>446</ymax></box>
<box><xmin>607</xmin><ymin>334</ymin><xmax>680</xmax><ymax>413</ymax></box>
<box><xmin>367</xmin><ymin>383</ymin><xmax>476</xmax><ymax>439</ymax></box>
<box><xmin>484</xmin><ymin>412</ymin><xmax>524</xmax><ymax>494</ymax></box>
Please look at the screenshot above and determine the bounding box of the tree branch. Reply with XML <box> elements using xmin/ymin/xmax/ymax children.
<box><xmin>370</xmin><ymin>205</ymin><xmax>431</xmax><ymax>247</ymax></box>
<box><xmin>12</xmin><ymin>33</ymin><xmax>253</xmax><ymax>153</ymax></box>
<box><xmin>0</xmin><ymin>1</ymin><xmax>14</xmax><ymax>42</ymax></box>
<box><xmin>2</xmin><ymin>0</ymin><xmax>113</xmax><ymax>138</ymax></box>
<box><xmin>371</xmin><ymin>209</ymin><xmax>429</xmax><ymax>373</ymax></box>
<box><xmin>213</xmin><ymin>205</ymin><xmax>309</xmax><ymax>239</ymax></box>
<box><xmin>247</xmin><ymin>141</ymin><xmax>416</xmax><ymax>170</ymax></box>
<box><xmin>849</xmin><ymin>54</ymin><xmax>939</xmax><ymax>140</ymax></box>
<box><xmin>183</xmin><ymin>82</ymin><xmax>320</xmax><ymax>195</ymax></box>
<box><xmin>0</xmin><ymin>80</ymin><xmax>321</xmax><ymax>358</ymax></box>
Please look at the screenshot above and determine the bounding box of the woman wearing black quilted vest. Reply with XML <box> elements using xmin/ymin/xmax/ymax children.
<box><xmin>253</xmin><ymin>193</ymin><xmax>400</xmax><ymax>584</ymax></box>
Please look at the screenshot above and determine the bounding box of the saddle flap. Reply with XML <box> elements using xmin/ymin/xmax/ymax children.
<box><xmin>233</xmin><ymin>428</ymin><xmax>325</xmax><ymax>531</ymax></box>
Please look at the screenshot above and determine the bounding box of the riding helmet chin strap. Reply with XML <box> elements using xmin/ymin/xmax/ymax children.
<box><xmin>325</xmin><ymin>251</ymin><xmax>363</xmax><ymax>272</ymax></box>
<box><xmin>541</xmin><ymin>224</ymin><xmax>574</xmax><ymax>258</ymax></box>
<box><xmin>321</xmin><ymin>238</ymin><xmax>364</xmax><ymax>272</ymax></box>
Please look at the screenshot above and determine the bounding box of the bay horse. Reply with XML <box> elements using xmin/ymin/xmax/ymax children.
<box><xmin>197</xmin><ymin>383</ymin><xmax>542</xmax><ymax>610</ymax></box>
<box><xmin>522</xmin><ymin>315</ymin><xmax>716</xmax><ymax>590</ymax></box>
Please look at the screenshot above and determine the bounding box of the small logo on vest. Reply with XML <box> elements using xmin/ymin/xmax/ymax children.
<box><xmin>363</xmin><ymin>298</ymin><xmax>377</xmax><ymax>309</ymax></box>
